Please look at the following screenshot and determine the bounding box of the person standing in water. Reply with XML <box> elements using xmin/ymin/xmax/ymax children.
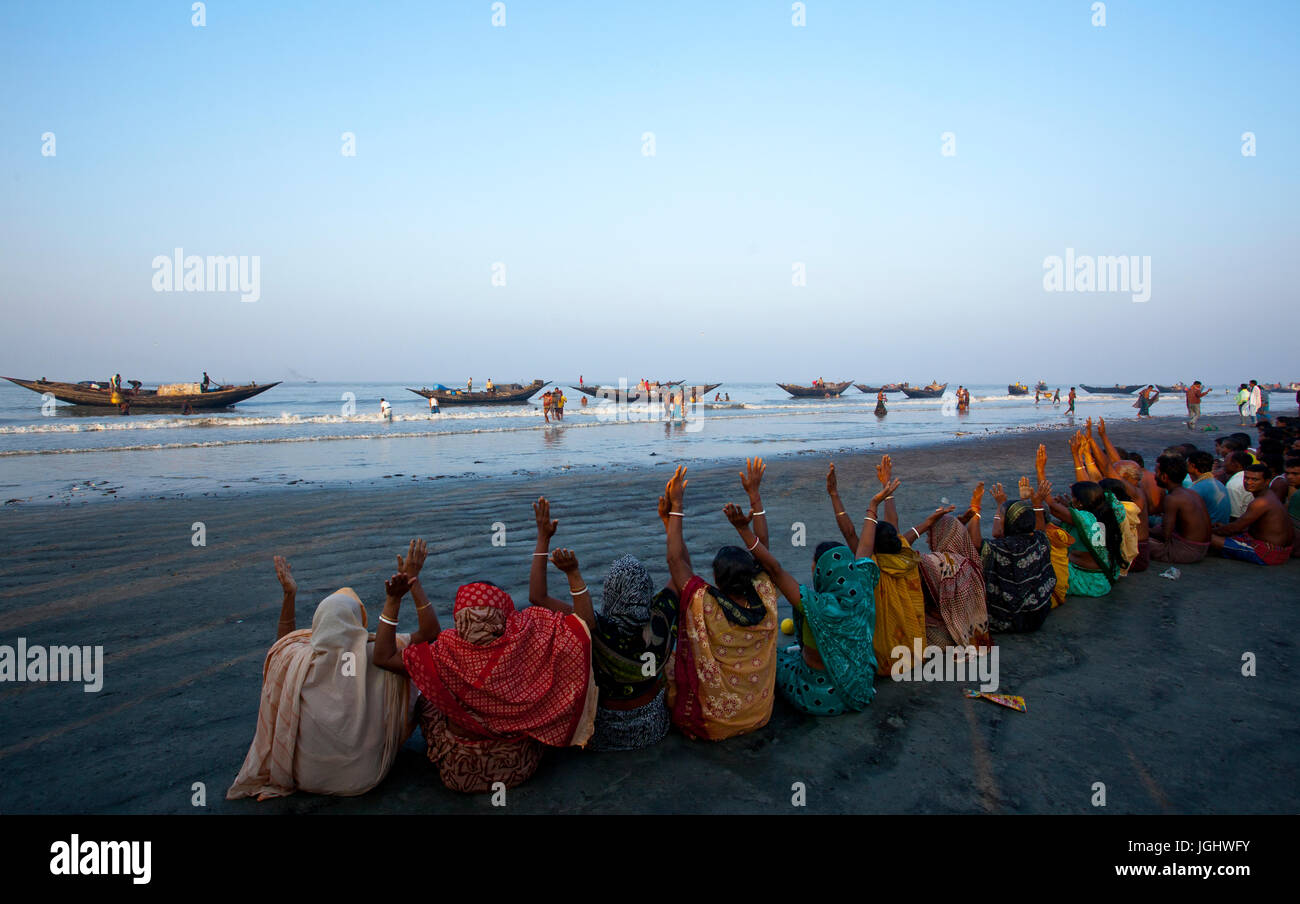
<box><xmin>429</xmin><ymin>395</ymin><xmax>439</xmax><ymax>416</ymax></box>
<box><xmin>875</xmin><ymin>391</ymin><xmax>887</xmax><ymax>417</ymax></box>
<box><xmin>1053</xmin><ymin>388</ymin><xmax>1061</xmax><ymax>405</ymax></box>
<box><xmin>380</xmin><ymin>398</ymin><xmax>392</xmax><ymax>420</ymax></box>
<box><xmin>1067</xmin><ymin>387</ymin><xmax>1077</xmax><ymax>415</ymax></box>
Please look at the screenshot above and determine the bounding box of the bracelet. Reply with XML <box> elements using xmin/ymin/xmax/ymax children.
<box><xmin>1034</xmin><ymin>507</ymin><xmax>1045</xmax><ymax>512</ymax></box>
<box><xmin>993</xmin><ymin>514</ymin><xmax>1002</xmax><ymax>520</ymax></box>
<box><xmin>971</xmin><ymin>512</ymin><xmax>981</xmax><ymax>518</ymax></box>
<box><xmin>669</xmin><ymin>512</ymin><xmax>684</xmax><ymax>517</ymax></box>
<box><xmin>747</xmin><ymin>536</ymin><xmax>761</xmax><ymax>551</ymax></box>
<box><xmin>864</xmin><ymin>516</ymin><xmax>877</xmax><ymax>524</ymax></box>
<box><xmin>533</xmin><ymin>552</ymin><xmax>549</xmax><ymax>557</ymax></box>
<box><xmin>883</xmin><ymin>495</ymin><xmax>894</xmax><ymax>500</ymax></box>
<box><xmin>569</xmin><ymin>585</ymin><xmax>589</xmax><ymax>596</ymax></box>
<box><xmin>415</xmin><ymin>601</ymin><xmax>431</xmax><ymax>611</ymax></box>
<box><xmin>908</xmin><ymin>527</ymin><xmax>920</xmax><ymax>540</ymax></box>
<box><xmin>752</xmin><ymin>509</ymin><xmax>766</xmax><ymax>516</ymax></box>
<box><xmin>379</xmin><ymin>614</ymin><xmax>399</xmax><ymax>626</ymax></box>
<box><xmin>1075</xmin><ymin>466</ymin><xmax>1084</xmax><ymax>471</ymax></box>
<box><xmin>836</xmin><ymin>511</ymin><xmax>846</xmax><ymax>516</ymax></box>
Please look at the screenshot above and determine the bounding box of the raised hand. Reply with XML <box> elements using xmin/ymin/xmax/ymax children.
<box><xmin>1054</xmin><ymin>493</ymin><xmax>1075</xmax><ymax>510</ymax></box>
<box><xmin>665</xmin><ymin>465</ymin><xmax>688</xmax><ymax>510</ymax></box>
<box><xmin>1018</xmin><ymin>475</ymin><xmax>1032</xmax><ymax>499</ymax></box>
<box><xmin>871</xmin><ymin>477</ymin><xmax>901</xmax><ymax>508</ymax></box>
<box><xmin>1035</xmin><ymin>443</ymin><xmax>1048</xmax><ymax>482</ymax></box>
<box><xmin>658</xmin><ymin>494</ymin><xmax>671</xmax><ymax>531</ymax></box>
<box><xmin>1085</xmin><ymin>416</ymin><xmax>1093</xmax><ymax>433</ymax></box>
<box><xmin>876</xmin><ymin>454</ymin><xmax>893</xmax><ymax>487</ymax></box>
<box><xmin>991</xmin><ymin>482</ymin><xmax>1008</xmax><ymax>507</ymax></box>
<box><xmin>533</xmin><ymin>497</ymin><xmax>558</xmax><ymax>540</ymax></box>
<box><xmin>273</xmin><ymin>555</ymin><xmax>296</xmax><ymax>596</ymax></box>
<box><xmin>722</xmin><ymin>502</ymin><xmax>753</xmax><ymax>530</ymax></box>
<box><xmin>740</xmin><ymin>457</ymin><xmax>765</xmax><ymax>498</ymax></box>
<box><xmin>550</xmin><ymin>548</ymin><xmax>580</xmax><ymax>574</ymax></box>
<box><xmin>397</xmin><ymin>538</ymin><xmax>428</xmax><ymax>577</ymax></box>
<box><xmin>385</xmin><ymin>572</ymin><xmax>412</xmax><ymax>600</ymax></box>
<box><xmin>826</xmin><ymin>462</ymin><xmax>839</xmax><ymax>496</ymax></box>
<box><xmin>970</xmin><ymin>481</ymin><xmax>985</xmax><ymax>513</ymax></box>
<box><xmin>1033</xmin><ymin>479</ymin><xmax>1053</xmax><ymax>505</ymax></box>
<box><xmin>1097</xmin><ymin>417</ymin><xmax>1108</xmax><ymax>437</ymax></box>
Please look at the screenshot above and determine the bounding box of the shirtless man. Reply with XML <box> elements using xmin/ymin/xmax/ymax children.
<box><xmin>1149</xmin><ymin>453</ymin><xmax>1211</xmax><ymax>563</ymax></box>
<box><xmin>1094</xmin><ymin>418</ymin><xmax>1164</xmax><ymax>514</ymax></box>
<box><xmin>1211</xmin><ymin>463</ymin><xmax>1296</xmax><ymax>565</ymax></box>
<box><xmin>541</xmin><ymin>389</ymin><xmax>552</xmax><ymax>423</ymax></box>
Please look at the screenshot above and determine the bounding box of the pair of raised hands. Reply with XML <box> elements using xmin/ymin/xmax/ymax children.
<box><xmin>657</xmin><ymin>458</ymin><xmax>767</xmax><ymax>530</ymax></box>
<box><xmin>533</xmin><ymin>497</ymin><xmax>582</xmax><ymax>574</ymax></box>
<box><xmin>826</xmin><ymin>455</ymin><xmax>901</xmax><ymax>509</ymax></box>
<box><xmin>274</xmin><ymin>538</ymin><xmax>430</xmax><ymax>601</ymax></box>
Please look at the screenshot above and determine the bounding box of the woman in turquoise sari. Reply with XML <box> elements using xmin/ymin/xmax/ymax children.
<box><xmin>1046</xmin><ymin>481</ymin><xmax>1128</xmax><ymax>596</ymax></box>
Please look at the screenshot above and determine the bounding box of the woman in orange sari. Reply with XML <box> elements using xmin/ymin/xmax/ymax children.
<box><xmin>660</xmin><ymin>462</ymin><xmax>779</xmax><ymax>740</ymax></box>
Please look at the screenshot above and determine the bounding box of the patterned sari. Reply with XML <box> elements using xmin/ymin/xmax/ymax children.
<box><xmin>980</xmin><ymin>501</ymin><xmax>1055</xmax><ymax>633</ymax></box>
<box><xmin>666</xmin><ymin>573</ymin><xmax>779</xmax><ymax>740</ymax></box>
<box><xmin>918</xmin><ymin>515</ymin><xmax>992</xmax><ymax>649</ymax></box>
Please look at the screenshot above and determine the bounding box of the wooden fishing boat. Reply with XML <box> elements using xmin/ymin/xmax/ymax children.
<box><xmin>1009</xmin><ymin>382</ymin><xmax>1029</xmax><ymax>396</ymax></box>
<box><xmin>407</xmin><ymin>379</ymin><xmax>546</xmax><ymax>405</ymax></box>
<box><xmin>1261</xmin><ymin>382</ymin><xmax>1300</xmax><ymax>393</ymax></box>
<box><xmin>778</xmin><ymin>381</ymin><xmax>853</xmax><ymax>398</ymax></box>
<box><xmin>1156</xmin><ymin>383</ymin><xmax>1188</xmax><ymax>393</ymax></box>
<box><xmin>570</xmin><ymin>379</ymin><xmax>683</xmax><ymax>402</ymax></box>
<box><xmin>682</xmin><ymin>383</ymin><xmax>723</xmax><ymax>400</ymax></box>
<box><xmin>1079</xmin><ymin>384</ymin><xmax>1144</xmax><ymax>395</ymax></box>
<box><xmin>855</xmin><ymin>383</ymin><xmax>902</xmax><ymax>394</ymax></box>
<box><xmin>1035</xmin><ymin>381</ymin><xmax>1049</xmax><ymax>392</ymax></box>
<box><xmin>899</xmin><ymin>382</ymin><xmax>948</xmax><ymax>399</ymax></box>
<box><xmin>4</xmin><ymin>376</ymin><xmax>279</xmax><ymax>409</ymax></box>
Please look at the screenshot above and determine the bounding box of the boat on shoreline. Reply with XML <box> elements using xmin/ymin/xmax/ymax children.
<box><xmin>408</xmin><ymin>379</ymin><xmax>546</xmax><ymax>405</ymax></box>
<box><xmin>1035</xmin><ymin>380</ymin><xmax>1049</xmax><ymax>392</ymax></box>
<box><xmin>1009</xmin><ymin>382</ymin><xmax>1029</xmax><ymax>396</ymax></box>
<box><xmin>855</xmin><ymin>383</ymin><xmax>904</xmax><ymax>394</ymax></box>
<box><xmin>778</xmin><ymin>381</ymin><xmax>853</xmax><ymax>398</ymax></box>
<box><xmin>4</xmin><ymin>376</ymin><xmax>279</xmax><ymax>409</ymax></box>
<box><xmin>1156</xmin><ymin>383</ymin><xmax>1188</xmax><ymax>393</ymax></box>
<box><xmin>1079</xmin><ymin>384</ymin><xmax>1144</xmax><ymax>395</ymax></box>
<box><xmin>899</xmin><ymin>382</ymin><xmax>948</xmax><ymax>399</ymax></box>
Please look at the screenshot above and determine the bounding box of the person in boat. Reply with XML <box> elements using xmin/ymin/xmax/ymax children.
<box><xmin>875</xmin><ymin>391</ymin><xmax>887</xmax><ymax>416</ymax></box>
<box><xmin>714</xmin><ymin>393</ymin><xmax>721</xmax><ymax>402</ymax></box>
<box><xmin>371</xmin><ymin>549</ymin><xmax>596</xmax><ymax>793</ymax></box>
<box><xmin>579</xmin><ymin>375</ymin><xmax>584</xmax><ymax>386</ymax></box>
<box><xmin>1044</xmin><ymin>481</ymin><xmax>1127</xmax><ymax>597</ymax></box>
<box><xmin>202</xmin><ymin>372</ymin><xmax>211</xmax><ymax>393</ymax></box>
<box><xmin>227</xmin><ymin>549</ymin><xmax>418</xmax><ymax>800</ymax></box>
<box><xmin>467</xmin><ymin>377</ymin><xmax>473</xmax><ymax>392</ymax></box>
<box><xmin>982</xmin><ymin>476</ymin><xmax>1056</xmax><ymax>633</ymax></box>
<box><xmin>486</xmin><ymin>378</ymin><xmax>494</xmax><ymax>393</ymax></box>
<box><xmin>1211</xmin><ymin>463</ymin><xmax>1297</xmax><ymax>565</ymax></box>
<box><xmin>826</xmin><ymin>457</ymin><xmax>926</xmax><ymax>677</ymax></box>
<box><xmin>1149</xmin><ymin>453</ymin><xmax>1212</xmax><ymax>563</ymax></box>
<box><xmin>379</xmin><ymin>398</ymin><xmax>392</xmax><ymax>419</ymax></box>
<box><xmin>530</xmin><ymin>497</ymin><xmax>678</xmax><ymax>750</ymax></box>
<box><xmin>660</xmin><ymin>464</ymin><xmax>779</xmax><ymax>740</ymax></box>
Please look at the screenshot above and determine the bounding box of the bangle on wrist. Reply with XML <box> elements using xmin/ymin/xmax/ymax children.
<box><xmin>569</xmin><ymin>585</ymin><xmax>589</xmax><ymax>596</ymax></box>
<box><xmin>836</xmin><ymin>511</ymin><xmax>846</xmax><ymax>516</ymax></box>
<box><xmin>532</xmin><ymin>552</ymin><xmax>549</xmax><ymax>557</ymax></box>
<box><xmin>669</xmin><ymin>512</ymin><xmax>684</xmax><ymax>517</ymax></box>
<box><xmin>752</xmin><ymin>509</ymin><xmax>765</xmax><ymax>516</ymax></box>
<box><xmin>747</xmin><ymin>536</ymin><xmax>761</xmax><ymax>551</ymax></box>
<box><xmin>379</xmin><ymin>614</ymin><xmax>399</xmax><ymax>627</ymax></box>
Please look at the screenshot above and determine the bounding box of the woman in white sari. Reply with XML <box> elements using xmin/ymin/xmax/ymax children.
<box><xmin>227</xmin><ymin>543</ymin><xmax>429</xmax><ymax>800</ymax></box>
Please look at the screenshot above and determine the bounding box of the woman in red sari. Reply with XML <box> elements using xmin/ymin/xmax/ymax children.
<box><xmin>372</xmin><ymin>545</ymin><xmax>597</xmax><ymax>793</ymax></box>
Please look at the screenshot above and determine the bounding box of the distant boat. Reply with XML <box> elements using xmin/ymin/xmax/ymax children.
<box><xmin>1156</xmin><ymin>383</ymin><xmax>1188</xmax><ymax>393</ymax></box>
<box><xmin>571</xmin><ymin>380</ymin><xmax>684</xmax><ymax>403</ymax></box>
<box><xmin>778</xmin><ymin>381</ymin><xmax>853</xmax><ymax>398</ymax></box>
<box><xmin>855</xmin><ymin>383</ymin><xmax>903</xmax><ymax>394</ymax></box>
<box><xmin>4</xmin><ymin>376</ymin><xmax>279</xmax><ymax>409</ymax></box>
<box><xmin>1009</xmin><ymin>382</ymin><xmax>1029</xmax><ymax>396</ymax></box>
<box><xmin>1261</xmin><ymin>382</ymin><xmax>1300</xmax><ymax>393</ymax></box>
<box><xmin>1035</xmin><ymin>380</ymin><xmax>1049</xmax><ymax>392</ymax></box>
<box><xmin>899</xmin><ymin>382</ymin><xmax>948</xmax><ymax>399</ymax></box>
<box><xmin>1079</xmin><ymin>384</ymin><xmax>1144</xmax><ymax>395</ymax></box>
<box><xmin>407</xmin><ymin>379</ymin><xmax>546</xmax><ymax>405</ymax></box>
<box><xmin>682</xmin><ymin>383</ymin><xmax>723</xmax><ymax>401</ymax></box>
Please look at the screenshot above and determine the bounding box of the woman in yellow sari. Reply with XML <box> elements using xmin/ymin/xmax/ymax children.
<box><xmin>660</xmin><ymin>463</ymin><xmax>779</xmax><ymax>740</ymax></box>
<box><xmin>826</xmin><ymin>456</ymin><xmax>925</xmax><ymax>674</ymax></box>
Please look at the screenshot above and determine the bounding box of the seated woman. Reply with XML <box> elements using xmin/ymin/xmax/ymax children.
<box><xmin>227</xmin><ymin>550</ymin><xmax>418</xmax><ymax>801</ymax></box>
<box><xmin>529</xmin><ymin>496</ymin><xmax>678</xmax><ymax>752</ymax></box>
<box><xmin>915</xmin><ymin>484</ymin><xmax>992</xmax><ymax>650</ymax></box>
<box><xmin>371</xmin><ymin>543</ymin><xmax>596</xmax><ymax>793</ymax></box>
<box><xmin>1100</xmin><ymin>477</ymin><xmax>1142</xmax><ymax>575</ymax></box>
<box><xmin>660</xmin><ymin>464</ymin><xmax>779</xmax><ymax>740</ymax></box>
<box><xmin>1044</xmin><ymin>481</ymin><xmax>1128</xmax><ymax>597</ymax></box>
<box><xmin>826</xmin><ymin>455</ymin><xmax>925</xmax><ymax>675</ymax></box>
<box><xmin>766</xmin><ymin>473</ymin><xmax>894</xmax><ymax>715</ymax></box>
<box><xmin>983</xmin><ymin>478</ymin><xmax>1057</xmax><ymax>633</ymax></box>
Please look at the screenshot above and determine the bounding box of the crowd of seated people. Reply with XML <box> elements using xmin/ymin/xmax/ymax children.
<box><xmin>227</xmin><ymin>418</ymin><xmax>1300</xmax><ymax>800</ymax></box>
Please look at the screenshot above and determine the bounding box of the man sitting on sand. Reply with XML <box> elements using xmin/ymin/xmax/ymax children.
<box><xmin>1149</xmin><ymin>453</ymin><xmax>1212</xmax><ymax>563</ymax></box>
<box><xmin>1211</xmin><ymin>463</ymin><xmax>1296</xmax><ymax>565</ymax></box>
<box><xmin>1187</xmin><ymin>450</ymin><xmax>1231</xmax><ymax>523</ymax></box>
<box><xmin>1285</xmin><ymin>455</ymin><xmax>1300</xmax><ymax>554</ymax></box>
<box><xmin>1224</xmin><ymin>450</ymin><xmax>1255</xmax><ymax>519</ymax></box>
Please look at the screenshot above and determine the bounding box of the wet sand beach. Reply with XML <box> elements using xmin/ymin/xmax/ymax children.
<box><xmin>1</xmin><ymin>414</ymin><xmax>1296</xmax><ymax>814</ymax></box>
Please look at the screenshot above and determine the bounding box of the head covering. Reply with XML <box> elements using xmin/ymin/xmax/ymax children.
<box><xmin>402</xmin><ymin>583</ymin><xmax>594</xmax><ymax>748</ymax></box>
<box><xmin>709</xmin><ymin>546</ymin><xmax>768</xmax><ymax>626</ymax></box>
<box><xmin>796</xmin><ymin>545</ymin><xmax>879</xmax><ymax>709</ymax></box>
<box><xmin>918</xmin><ymin>515</ymin><xmax>991</xmax><ymax>647</ymax></box>
<box><xmin>227</xmin><ymin>588</ymin><xmax>412</xmax><ymax>801</ymax></box>
<box><xmin>981</xmin><ymin>505</ymin><xmax>1055</xmax><ymax>633</ymax></box>
<box><xmin>600</xmin><ymin>556</ymin><xmax>655</xmax><ymax>633</ymax></box>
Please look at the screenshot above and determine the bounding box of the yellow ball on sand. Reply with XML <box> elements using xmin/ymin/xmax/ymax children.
<box><xmin>780</xmin><ymin>618</ymin><xmax>795</xmax><ymax>635</ymax></box>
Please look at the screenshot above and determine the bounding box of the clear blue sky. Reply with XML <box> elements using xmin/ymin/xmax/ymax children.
<box><xmin>2</xmin><ymin>1</ymin><xmax>1297</xmax><ymax>385</ymax></box>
